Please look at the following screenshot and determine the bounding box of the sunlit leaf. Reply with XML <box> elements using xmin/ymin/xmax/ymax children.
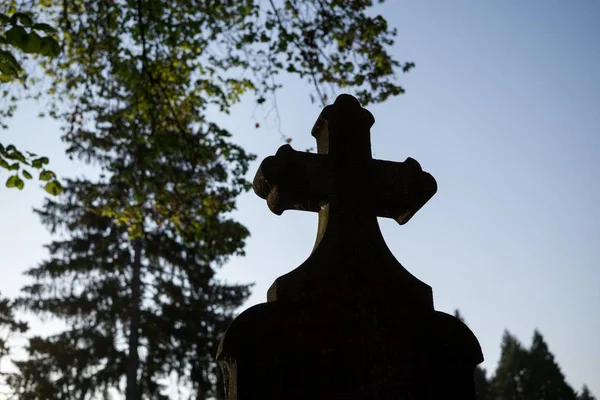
<box><xmin>44</xmin><ymin>180</ymin><xmax>62</xmax><ymax>195</ymax></box>
<box><xmin>5</xmin><ymin>149</ymin><xmax>26</xmax><ymax>162</ymax></box>
<box><xmin>6</xmin><ymin>175</ymin><xmax>24</xmax><ymax>189</ymax></box>
<box><xmin>32</xmin><ymin>157</ymin><xmax>49</xmax><ymax>168</ymax></box>
<box><xmin>39</xmin><ymin>170</ymin><xmax>55</xmax><ymax>181</ymax></box>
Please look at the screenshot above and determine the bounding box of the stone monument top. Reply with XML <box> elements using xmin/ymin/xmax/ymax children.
<box><xmin>217</xmin><ymin>94</ymin><xmax>483</xmax><ymax>399</ymax></box>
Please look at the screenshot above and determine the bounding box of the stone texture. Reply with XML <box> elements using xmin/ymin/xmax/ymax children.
<box><xmin>217</xmin><ymin>94</ymin><xmax>483</xmax><ymax>399</ymax></box>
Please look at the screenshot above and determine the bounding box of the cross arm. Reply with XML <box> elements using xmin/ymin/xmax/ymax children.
<box><xmin>253</xmin><ymin>144</ymin><xmax>437</xmax><ymax>224</ymax></box>
<box><xmin>253</xmin><ymin>144</ymin><xmax>334</xmax><ymax>215</ymax></box>
<box><xmin>370</xmin><ymin>157</ymin><xmax>438</xmax><ymax>224</ymax></box>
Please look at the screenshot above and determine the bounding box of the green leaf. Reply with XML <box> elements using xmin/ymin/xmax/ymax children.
<box><xmin>44</xmin><ymin>180</ymin><xmax>62</xmax><ymax>195</ymax></box>
<box><xmin>402</xmin><ymin>62</ymin><xmax>415</xmax><ymax>73</ymax></box>
<box><xmin>0</xmin><ymin>158</ymin><xmax>9</xmax><ymax>169</ymax></box>
<box><xmin>32</xmin><ymin>23</ymin><xmax>56</xmax><ymax>34</ymax></box>
<box><xmin>0</xmin><ymin>14</ymin><xmax>10</xmax><ymax>25</ymax></box>
<box><xmin>5</xmin><ymin>149</ymin><xmax>26</xmax><ymax>163</ymax></box>
<box><xmin>0</xmin><ymin>50</ymin><xmax>21</xmax><ymax>73</ymax></box>
<box><xmin>22</xmin><ymin>169</ymin><xmax>32</xmax><ymax>179</ymax></box>
<box><xmin>31</xmin><ymin>157</ymin><xmax>49</xmax><ymax>168</ymax></box>
<box><xmin>10</xmin><ymin>13</ymin><xmax>33</xmax><ymax>27</ymax></box>
<box><xmin>5</xmin><ymin>26</ymin><xmax>28</xmax><ymax>50</ymax></box>
<box><xmin>0</xmin><ymin>59</ymin><xmax>20</xmax><ymax>77</ymax></box>
<box><xmin>39</xmin><ymin>170</ymin><xmax>55</xmax><ymax>181</ymax></box>
<box><xmin>24</xmin><ymin>31</ymin><xmax>42</xmax><ymax>53</ymax></box>
<box><xmin>6</xmin><ymin>176</ymin><xmax>16</xmax><ymax>188</ymax></box>
<box><xmin>0</xmin><ymin>50</ymin><xmax>21</xmax><ymax>76</ymax></box>
<box><xmin>40</xmin><ymin>36</ymin><xmax>60</xmax><ymax>57</ymax></box>
<box><xmin>6</xmin><ymin>175</ymin><xmax>24</xmax><ymax>189</ymax></box>
<box><xmin>8</xmin><ymin>162</ymin><xmax>19</xmax><ymax>171</ymax></box>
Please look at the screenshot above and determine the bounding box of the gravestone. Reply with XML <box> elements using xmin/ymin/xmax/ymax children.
<box><xmin>217</xmin><ymin>94</ymin><xmax>483</xmax><ymax>399</ymax></box>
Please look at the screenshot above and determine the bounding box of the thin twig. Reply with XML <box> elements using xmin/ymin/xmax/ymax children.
<box><xmin>267</xmin><ymin>0</ymin><xmax>326</xmax><ymax>106</ymax></box>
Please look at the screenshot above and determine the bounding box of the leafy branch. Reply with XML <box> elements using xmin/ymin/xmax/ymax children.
<box><xmin>0</xmin><ymin>143</ymin><xmax>62</xmax><ymax>194</ymax></box>
<box><xmin>0</xmin><ymin>12</ymin><xmax>59</xmax><ymax>82</ymax></box>
<box><xmin>0</xmin><ymin>10</ymin><xmax>61</xmax><ymax>194</ymax></box>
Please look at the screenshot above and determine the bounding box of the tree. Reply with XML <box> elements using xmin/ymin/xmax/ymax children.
<box><xmin>474</xmin><ymin>363</ymin><xmax>491</xmax><ymax>400</ymax></box>
<box><xmin>489</xmin><ymin>330</ymin><xmax>593</xmax><ymax>400</ymax></box>
<box><xmin>10</xmin><ymin>0</ymin><xmax>413</xmax><ymax>398</ymax></box>
<box><xmin>11</xmin><ymin>176</ymin><xmax>251</xmax><ymax>399</ymax></box>
<box><xmin>451</xmin><ymin>312</ymin><xmax>596</xmax><ymax>400</ymax></box>
<box><xmin>489</xmin><ymin>331</ymin><xmax>529</xmax><ymax>400</ymax></box>
<box><xmin>579</xmin><ymin>385</ymin><xmax>597</xmax><ymax>400</ymax></box>
<box><xmin>11</xmin><ymin>58</ymin><xmax>254</xmax><ymax>397</ymax></box>
<box><xmin>523</xmin><ymin>330</ymin><xmax>578</xmax><ymax>400</ymax></box>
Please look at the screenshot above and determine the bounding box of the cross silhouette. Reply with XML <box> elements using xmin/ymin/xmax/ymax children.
<box><xmin>254</xmin><ymin>94</ymin><xmax>436</xmax><ymax>227</ymax></box>
<box><xmin>253</xmin><ymin>94</ymin><xmax>438</xmax><ymax>304</ymax></box>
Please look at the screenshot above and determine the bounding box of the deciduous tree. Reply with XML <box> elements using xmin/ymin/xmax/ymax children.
<box><xmin>10</xmin><ymin>0</ymin><xmax>413</xmax><ymax>399</ymax></box>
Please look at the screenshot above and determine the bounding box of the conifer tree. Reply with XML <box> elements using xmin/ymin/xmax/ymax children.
<box><xmin>474</xmin><ymin>364</ymin><xmax>491</xmax><ymax>400</ymax></box>
<box><xmin>523</xmin><ymin>330</ymin><xmax>577</xmax><ymax>400</ymax></box>
<box><xmin>579</xmin><ymin>385</ymin><xmax>597</xmax><ymax>400</ymax></box>
<box><xmin>489</xmin><ymin>331</ymin><xmax>529</xmax><ymax>400</ymax></box>
<box><xmin>488</xmin><ymin>330</ymin><xmax>593</xmax><ymax>400</ymax></box>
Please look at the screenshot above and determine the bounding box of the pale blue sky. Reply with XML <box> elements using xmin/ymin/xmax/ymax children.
<box><xmin>1</xmin><ymin>0</ymin><xmax>599</xmax><ymax>396</ymax></box>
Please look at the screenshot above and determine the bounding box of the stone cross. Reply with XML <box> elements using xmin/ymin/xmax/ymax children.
<box><xmin>217</xmin><ymin>94</ymin><xmax>483</xmax><ymax>399</ymax></box>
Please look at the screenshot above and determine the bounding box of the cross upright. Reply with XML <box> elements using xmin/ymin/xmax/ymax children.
<box><xmin>217</xmin><ymin>94</ymin><xmax>483</xmax><ymax>399</ymax></box>
<box><xmin>253</xmin><ymin>94</ymin><xmax>437</xmax><ymax>306</ymax></box>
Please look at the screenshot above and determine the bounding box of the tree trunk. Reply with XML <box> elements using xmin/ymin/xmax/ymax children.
<box><xmin>126</xmin><ymin>237</ymin><xmax>143</xmax><ymax>400</ymax></box>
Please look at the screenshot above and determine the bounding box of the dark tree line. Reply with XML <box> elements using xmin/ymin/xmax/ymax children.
<box><xmin>454</xmin><ymin>312</ymin><xmax>596</xmax><ymax>400</ymax></box>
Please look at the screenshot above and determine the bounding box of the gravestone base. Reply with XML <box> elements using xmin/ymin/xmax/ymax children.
<box><xmin>219</xmin><ymin>299</ymin><xmax>481</xmax><ymax>399</ymax></box>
